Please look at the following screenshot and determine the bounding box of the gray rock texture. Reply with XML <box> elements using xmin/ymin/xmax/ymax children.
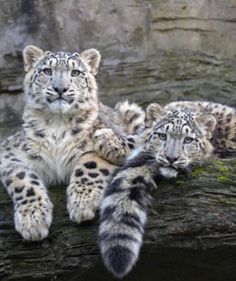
<box><xmin>1</xmin><ymin>0</ymin><xmax>236</xmax><ymax>140</ymax></box>
<box><xmin>0</xmin><ymin>158</ymin><xmax>236</xmax><ymax>280</ymax></box>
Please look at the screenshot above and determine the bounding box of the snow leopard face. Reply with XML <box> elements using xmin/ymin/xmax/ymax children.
<box><xmin>23</xmin><ymin>45</ymin><xmax>100</xmax><ymax>114</ymax></box>
<box><xmin>145</xmin><ymin>103</ymin><xmax>216</xmax><ymax>171</ymax></box>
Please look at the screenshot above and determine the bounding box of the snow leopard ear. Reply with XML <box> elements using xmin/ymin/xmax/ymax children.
<box><xmin>23</xmin><ymin>45</ymin><xmax>44</xmax><ymax>72</ymax></box>
<box><xmin>196</xmin><ymin>114</ymin><xmax>217</xmax><ymax>139</ymax></box>
<box><xmin>80</xmin><ymin>49</ymin><xmax>101</xmax><ymax>76</ymax></box>
<box><xmin>146</xmin><ymin>103</ymin><xmax>168</xmax><ymax>127</ymax></box>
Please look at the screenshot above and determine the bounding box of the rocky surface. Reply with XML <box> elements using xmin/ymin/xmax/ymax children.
<box><xmin>1</xmin><ymin>0</ymin><xmax>236</xmax><ymax>140</ymax></box>
<box><xmin>0</xmin><ymin>158</ymin><xmax>236</xmax><ymax>281</ymax></box>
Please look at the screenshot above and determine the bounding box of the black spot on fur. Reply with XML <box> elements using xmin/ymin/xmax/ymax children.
<box><xmin>31</xmin><ymin>180</ymin><xmax>39</xmax><ymax>186</ymax></box>
<box><xmin>105</xmin><ymin>177</ymin><xmax>123</xmax><ymax>196</ymax></box>
<box><xmin>129</xmin><ymin>184</ymin><xmax>153</xmax><ymax>210</ymax></box>
<box><xmin>11</xmin><ymin>158</ymin><xmax>21</xmax><ymax>162</ymax></box>
<box><xmin>75</xmin><ymin>168</ymin><xmax>84</xmax><ymax>177</ymax></box>
<box><xmin>26</xmin><ymin>188</ymin><xmax>35</xmax><ymax>197</ymax></box>
<box><xmin>128</xmin><ymin>143</ymin><xmax>135</xmax><ymax>149</ymax></box>
<box><xmin>100</xmin><ymin>169</ymin><xmax>110</xmax><ymax>176</ymax></box>
<box><xmin>34</xmin><ymin>131</ymin><xmax>45</xmax><ymax>138</ymax></box>
<box><xmin>129</xmin><ymin>186</ymin><xmax>142</xmax><ymax>202</ymax></box>
<box><xmin>30</xmin><ymin>173</ymin><xmax>38</xmax><ymax>180</ymax></box>
<box><xmin>76</xmin><ymin>117</ymin><xmax>85</xmax><ymax>123</ymax></box>
<box><xmin>100</xmin><ymin>205</ymin><xmax>116</xmax><ymax>222</ymax></box>
<box><xmin>81</xmin><ymin>177</ymin><xmax>89</xmax><ymax>184</ymax></box>
<box><xmin>133</xmin><ymin>125</ymin><xmax>140</xmax><ymax>132</ymax></box>
<box><xmin>15</xmin><ymin>187</ymin><xmax>24</xmax><ymax>193</ymax></box>
<box><xmin>16</xmin><ymin>172</ymin><xmax>25</xmax><ymax>179</ymax></box>
<box><xmin>84</xmin><ymin>161</ymin><xmax>97</xmax><ymax>169</ymax></box>
<box><xmin>88</xmin><ymin>172</ymin><xmax>99</xmax><ymax>178</ymax></box>
<box><xmin>68</xmin><ymin>155</ymin><xmax>76</xmax><ymax>163</ymax></box>
<box><xmin>121</xmin><ymin>214</ymin><xmax>142</xmax><ymax>232</ymax></box>
<box><xmin>132</xmin><ymin>176</ymin><xmax>145</xmax><ymax>185</ymax></box>
<box><xmin>87</xmin><ymin>182</ymin><xmax>94</xmax><ymax>186</ymax></box>
<box><xmin>129</xmin><ymin>113</ymin><xmax>140</xmax><ymax>124</ymax></box>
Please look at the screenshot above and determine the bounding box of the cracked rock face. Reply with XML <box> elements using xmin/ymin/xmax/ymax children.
<box><xmin>1</xmin><ymin>0</ymin><xmax>236</xmax><ymax>140</ymax></box>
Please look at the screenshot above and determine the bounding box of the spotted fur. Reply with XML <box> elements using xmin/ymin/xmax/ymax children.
<box><xmin>0</xmin><ymin>45</ymin><xmax>145</xmax><ymax>241</ymax></box>
<box><xmin>99</xmin><ymin>101</ymin><xmax>236</xmax><ymax>278</ymax></box>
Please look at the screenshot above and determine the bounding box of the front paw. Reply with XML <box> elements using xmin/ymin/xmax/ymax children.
<box><xmin>93</xmin><ymin>128</ymin><xmax>115</xmax><ymax>152</ymax></box>
<box><xmin>67</xmin><ymin>193</ymin><xmax>99</xmax><ymax>224</ymax></box>
<box><xmin>93</xmin><ymin>128</ymin><xmax>120</xmax><ymax>160</ymax></box>
<box><xmin>68</xmin><ymin>204</ymin><xmax>96</xmax><ymax>224</ymax></box>
<box><xmin>14</xmin><ymin>196</ymin><xmax>53</xmax><ymax>241</ymax></box>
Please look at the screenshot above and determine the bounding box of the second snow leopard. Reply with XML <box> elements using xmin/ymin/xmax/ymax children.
<box><xmin>99</xmin><ymin>101</ymin><xmax>236</xmax><ymax>278</ymax></box>
<box><xmin>0</xmin><ymin>45</ymin><xmax>145</xmax><ymax>241</ymax></box>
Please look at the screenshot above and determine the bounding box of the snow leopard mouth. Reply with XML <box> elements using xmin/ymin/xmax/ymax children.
<box><xmin>46</xmin><ymin>97</ymin><xmax>74</xmax><ymax>104</ymax></box>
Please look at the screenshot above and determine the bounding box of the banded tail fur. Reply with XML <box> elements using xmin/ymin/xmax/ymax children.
<box><xmin>98</xmin><ymin>150</ymin><xmax>163</xmax><ymax>278</ymax></box>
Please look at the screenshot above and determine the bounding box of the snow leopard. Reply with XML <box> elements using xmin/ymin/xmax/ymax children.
<box><xmin>98</xmin><ymin>101</ymin><xmax>236</xmax><ymax>278</ymax></box>
<box><xmin>0</xmin><ymin>45</ymin><xmax>145</xmax><ymax>241</ymax></box>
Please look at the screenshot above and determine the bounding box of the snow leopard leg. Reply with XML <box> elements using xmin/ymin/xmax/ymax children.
<box><xmin>67</xmin><ymin>152</ymin><xmax>116</xmax><ymax>224</ymax></box>
<box><xmin>93</xmin><ymin>128</ymin><xmax>137</xmax><ymax>165</ymax></box>
<box><xmin>1</xmin><ymin>164</ymin><xmax>53</xmax><ymax>241</ymax></box>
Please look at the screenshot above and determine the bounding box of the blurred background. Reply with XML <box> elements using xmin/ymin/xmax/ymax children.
<box><xmin>1</xmin><ymin>0</ymin><xmax>236</xmax><ymax>140</ymax></box>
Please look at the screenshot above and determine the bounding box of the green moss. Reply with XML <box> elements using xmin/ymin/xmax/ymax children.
<box><xmin>191</xmin><ymin>167</ymin><xmax>206</xmax><ymax>178</ymax></box>
<box><xmin>217</xmin><ymin>175</ymin><xmax>234</xmax><ymax>185</ymax></box>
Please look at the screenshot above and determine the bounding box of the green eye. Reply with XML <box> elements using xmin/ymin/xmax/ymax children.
<box><xmin>43</xmin><ymin>68</ymin><xmax>52</xmax><ymax>76</ymax></box>
<box><xmin>184</xmin><ymin>137</ymin><xmax>194</xmax><ymax>144</ymax></box>
<box><xmin>71</xmin><ymin>70</ymin><xmax>81</xmax><ymax>77</ymax></box>
<box><xmin>158</xmin><ymin>133</ymin><xmax>167</xmax><ymax>141</ymax></box>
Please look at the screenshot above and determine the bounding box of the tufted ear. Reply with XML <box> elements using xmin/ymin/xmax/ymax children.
<box><xmin>80</xmin><ymin>48</ymin><xmax>101</xmax><ymax>75</ymax></box>
<box><xmin>146</xmin><ymin>103</ymin><xmax>168</xmax><ymax>127</ymax></box>
<box><xmin>196</xmin><ymin>114</ymin><xmax>217</xmax><ymax>139</ymax></box>
<box><xmin>23</xmin><ymin>45</ymin><xmax>44</xmax><ymax>72</ymax></box>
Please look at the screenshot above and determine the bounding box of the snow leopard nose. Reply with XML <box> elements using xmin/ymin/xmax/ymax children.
<box><xmin>166</xmin><ymin>156</ymin><xmax>179</xmax><ymax>164</ymax></box>
<box><xmin>53</xmin><ymin>86</ymin><xmax>68</xmax><ymax>96</ymax></box>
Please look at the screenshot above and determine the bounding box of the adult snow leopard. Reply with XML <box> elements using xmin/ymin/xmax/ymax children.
<box><xmin>0</xmin><ymin>45</ymin><xmax>145</xmax><ymax>241</ymax></box>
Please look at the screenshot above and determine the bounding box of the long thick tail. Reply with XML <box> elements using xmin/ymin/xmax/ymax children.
<box><xmin>98</xmin><ymin>153</ymin><xmax>157</xmax><ymax>278</ymax></box>
<box><xmin>115</xmin><ymin>100</ymin><xmax>145</xmax><ymax>134</ymax></box>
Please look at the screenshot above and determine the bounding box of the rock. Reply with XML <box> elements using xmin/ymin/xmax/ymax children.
<box><xmin>0</xmin><ymin>158</ymin><xmax>236</xmax><ymax>280</ymax></box>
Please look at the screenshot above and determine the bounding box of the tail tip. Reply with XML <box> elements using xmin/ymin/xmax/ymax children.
<box><xmin>103</xmin><ymin>246</ymin><xmax>137</xmax><ymax>279</ymax></box>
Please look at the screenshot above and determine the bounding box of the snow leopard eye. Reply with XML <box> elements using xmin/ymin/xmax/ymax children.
<box><xmin>71</xmin><ymin>70</ymin><xmax>81</xmax><ymax>77</ymax></box>
<box><xmin>158</xmin><ymin>133</ymin><xmax>167</xmax><ymax>141</ymax></box>
<box><xmin>184</xmin><ymin>137</ymin><xmax>194</xmax><ymax>144</ymax></box>
<box><xmin>43</xmin><ymin>68</ymin><xmax>52</xmax><ymax>76</ymax></box>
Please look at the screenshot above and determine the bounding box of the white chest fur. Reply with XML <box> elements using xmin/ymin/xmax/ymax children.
<box><xmin>24</xmin><ymin>118</ymin><xmax>94</xmax><ymax>186</ymax></box>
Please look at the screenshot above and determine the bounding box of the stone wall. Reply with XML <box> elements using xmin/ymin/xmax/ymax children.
<box><xmin>1</xmin><ymin>0</ymin><xmax>236</xmax><ymax>140</ymax></box>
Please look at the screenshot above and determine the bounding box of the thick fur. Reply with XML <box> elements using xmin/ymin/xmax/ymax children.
<box><xmin>165</xmin><ymin>101</ymin><xmax>236</xmax><ymax>155</ymax></box>
<box><xmin>99</xmin><ymin>100</ymin><xmax>236</xmax><ymax>278</ymax></box>
<box><xmin>99</xmin><ymin>151</ymin><xmax>158</xmax><ymax>278</ymax></box>
<box><xmin>0</xmin><ymin>45</ymin><xmax>145</xmax><ymax>241</ymax></box>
